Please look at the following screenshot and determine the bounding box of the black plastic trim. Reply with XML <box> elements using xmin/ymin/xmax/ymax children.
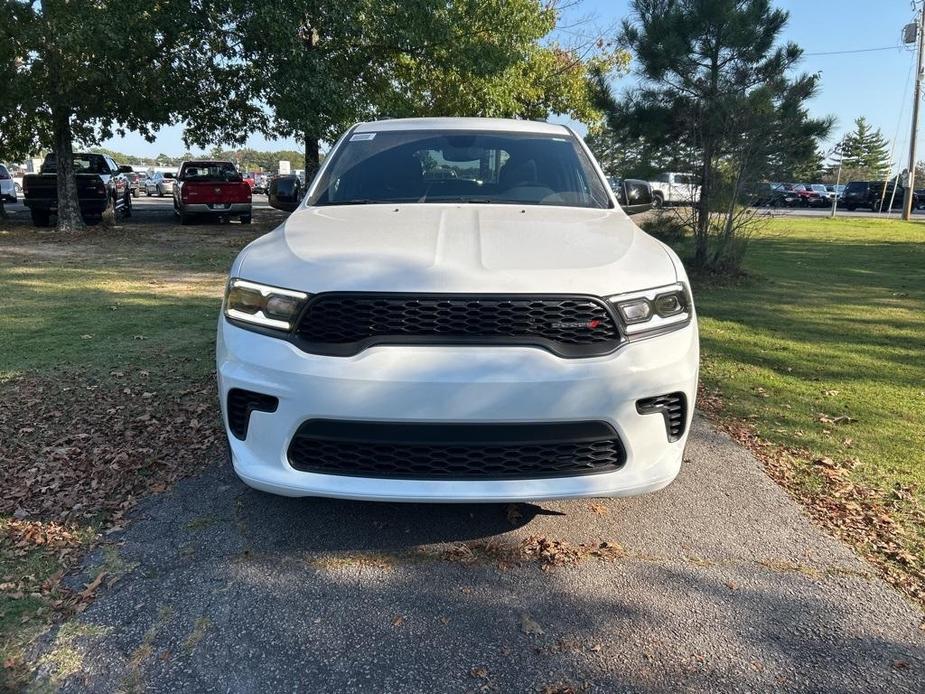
<box><xmin>227</xmin><ymin>388</ymin><xmax>279</xmax><ymax>440</ymax></box>
<box><xmin>636</xmin><ymin>392</ymin><xmax>687</xmax><ymax>442</ymax></box>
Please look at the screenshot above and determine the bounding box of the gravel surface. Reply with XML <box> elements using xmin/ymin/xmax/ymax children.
<box><xmin>30</xmin><ymin>417</ymin><xmax>924</xmax><ymax>692</ymax></box>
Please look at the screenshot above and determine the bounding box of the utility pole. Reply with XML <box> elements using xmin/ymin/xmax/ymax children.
<box><xmin>903</xmin><ymin>3</ymin><xmax>925</xmax><ymax>220</ymax></box>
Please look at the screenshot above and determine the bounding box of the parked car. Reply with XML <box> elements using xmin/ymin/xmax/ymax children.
<box><xmin>242</xmin><ymin>173</ymin><xmax>257</xmax><ymax>191</ymax></box>
<box><xmin>22</xmin><ymin>152</ymin><xmax>131</xmax><ymax>226</ymax></box>
<box><xmin>648</xmin><ymin>172</ymin><xmax>700</xmax><ymax>207</ymax></box>
<box><xmin>219</xmin><ymin>117</ymin><xmax>698</xmax><ymax>502</ymax></box>
<box><xmin>915</xmin><ymin>188</ymin><xmax>925</xmax><ymax>209</ymax></box>
<box><xmin>841</xmin><ymin>181</ymin><xmax>917</xmax><ymax>211</ymax></box>
<box><xmin>121</xmin><ymin>168</ymin><xmax>143</xmax><ymax>197</ymax></box>
<box><xmin>747</xmin><ymin>182</ymin><xmax>791</xmax><ymax>207</ymax></box>
<box><xmin>0</xmin><ymin>164</ymin><xmax>16</xmax><ymax>203</ymax></box>
<box><xmin>825</xmin><ymin>183</ymin><xmax>846</xmax><ymax>201</ymax></box>
<box><xmin>253</xmin><ymin>174</ymin><xmax>269</xmax><ymax>194</ymax></box>
<box><xmin>144</xmin><ymin>171</ymin><xmax>175</xmax><ymax>197</ymax></box>
<box><xmin>173</xmin><ymin>160</ymin><xmax>252</xmax><ymax>224</ymax></box>
<box><xmin>788</xmin><ymin>184</ymin><xmax>827</xmax><ymax>207</ymax></box>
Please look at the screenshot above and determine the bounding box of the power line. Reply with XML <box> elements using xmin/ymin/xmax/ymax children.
<box><xmin>803</xmin><ymin>45</ymin><xmax>903</xmax><ymax>56</ymax></box>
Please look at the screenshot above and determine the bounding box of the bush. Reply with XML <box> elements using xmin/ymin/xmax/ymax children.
<box><xmin>640</xmin><ymin>210</ymin><xmax>688</xmax><ymax>244</ymax></box>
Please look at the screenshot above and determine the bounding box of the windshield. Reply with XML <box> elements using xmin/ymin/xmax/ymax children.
<box><xmin>309</xmin><ymin>130</ymin><xmax>612</xmax><ymax>209</ymax></box>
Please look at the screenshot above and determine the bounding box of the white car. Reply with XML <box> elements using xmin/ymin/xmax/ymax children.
<box><xmin>144</xmin><ymin>171</ymin><xmax>175</xmax><ymax>197</ymax></box>
<box><xmin>217</xmin><ymin>117</ymin><xmax>699</xmax><ymax>503</ymax></box>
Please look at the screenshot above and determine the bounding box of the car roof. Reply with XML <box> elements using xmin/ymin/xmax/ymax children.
<box><xmin>352</xmin><ymin>117</ymin><xmax>572</xmax><ymax>135</ymax></box>
<box><xmin>181</xmin><ymin>160</ymin><xmax>235</xmax><ymax>166</ymax></box>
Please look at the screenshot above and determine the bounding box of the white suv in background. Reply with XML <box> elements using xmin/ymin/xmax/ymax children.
<box><xmin>0</xmin><ymin>164</ymin><xmax>16</xmax><ymax>203</ymax></box>
<box><xmin>217</xmin><ymin>118</ymin><xmax>699</xmax><ymax>503</ymax></box>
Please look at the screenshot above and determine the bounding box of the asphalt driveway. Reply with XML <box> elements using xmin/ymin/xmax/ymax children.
<box><xmin>30</xmin><ymin>417</ymin><xmax>924</xmax><ymax>692</ymax></box>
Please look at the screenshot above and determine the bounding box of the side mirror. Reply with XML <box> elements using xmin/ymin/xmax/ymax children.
<box><xmin>268</xmin><ymin>175</ymin><xmax>303</xmax><ymax>212</ymax></box>
<box><xmin>620</xmin><ymin>179</ymin><xmax>654</xmax><ymax>215</ymax></box>
<box><xmin>118</xmin><ymin>165</ymin><xmax>134</xmax><ymax>174</ymax></box>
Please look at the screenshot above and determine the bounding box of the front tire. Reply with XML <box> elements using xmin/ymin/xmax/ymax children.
<box><xmin>158</xmin><ymin>186</ymin><xmax>164</xmax><ymax>198</ymax></box>
<box><xmin>31</xmin><ymin>209</ymin><xmax>51</xmax><ymax>227</ymax></box>
<box><xmin>239</xmin><ymin>215</ymin><xmax>252</xmax><ymax>225</ymax></box>
<box><xmin>122</xmin><ymin>193</ymin><xmax>132</xmax><ymax>219</ymax></box>
<box><xmin>652</xmin><ymin>193</ymin><xmax>664</xmax><ymax>209</ymax></box>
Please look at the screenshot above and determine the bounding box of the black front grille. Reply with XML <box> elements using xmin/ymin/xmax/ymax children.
<box><xmin>287</xmin><ymin>420</ymin><xmax>626</xmax><ymax>480</ymax></box>
<box><xmin>227</xmin><ymin>389</ymin><xmax>279</xmax><ymax>440</ymax></box>
<box><xmin>293</xmin><ymin>293</ymin><xmax>623</xmax><ymax>357</ymax></box>
<box><xmin>636</xmin><ymin>392</ymin><xmax>687</xmax><ymax>442</ymax></box>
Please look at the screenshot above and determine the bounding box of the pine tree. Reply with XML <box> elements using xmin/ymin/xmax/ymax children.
<box><xmin>836</xmin><ymin>117</ymin><xmax>892</xmax><ymax>180</ymax></box>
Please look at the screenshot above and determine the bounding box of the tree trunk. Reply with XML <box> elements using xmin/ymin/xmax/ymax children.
<box><xmin>694</xmin><ymin>144</ymin><xmax>712</xmax><ymax>268</ymax></box>
<box><xmin>53</xmin><ymin>107</ymin><xmax>85</xmax><ymax>233</ymax></box>
<box><xmin>304</xmin><ymin>133</ymin><xmax>320</xmax><ymax>186</ymax></box>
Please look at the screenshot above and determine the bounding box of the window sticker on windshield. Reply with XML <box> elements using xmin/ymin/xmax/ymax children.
<box><xmin>350</xmin><ymin>133</ymin><xmax>376</xmax><ymax>141</ymax></box>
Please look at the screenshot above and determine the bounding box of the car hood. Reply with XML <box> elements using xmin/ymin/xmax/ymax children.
<box><xmin>234</xmin><ymin>204</ymin><xmax>678</xmax><ymax>296</ymax></box>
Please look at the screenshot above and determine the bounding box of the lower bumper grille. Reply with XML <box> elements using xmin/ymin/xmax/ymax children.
<box><xmin>287</xmin><ymin>420</ymin><xmax>626</xmax><ymax>480</ymax></box>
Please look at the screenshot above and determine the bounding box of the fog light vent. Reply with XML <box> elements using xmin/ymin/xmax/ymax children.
<box><xmin>227</xmin><ymin>389</ymin><xmax>278</xmax><ymax>440</ymax></box>
<box><xmin>636</xmin><ymin>392</ymin><xmax>687</xmax><ymax>442</ymax></box>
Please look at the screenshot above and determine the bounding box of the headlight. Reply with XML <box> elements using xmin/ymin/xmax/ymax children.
<box><xmin>608</xmin><ymin>283</ymin><xmax>692</xmax><ymax>337</ymax></box>
<box><xmin>224</xmin><ymin>278</ymin><xmax>309</xmax><ymax>331</ymax></box>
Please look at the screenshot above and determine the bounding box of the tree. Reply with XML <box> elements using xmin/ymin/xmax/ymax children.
<box><xmin>597</xmin><ymin>0</ymin><xmax>831</xmax><ymax>271</ymax></box>
<box><xmin>0</xmin><ymin>1</ymin><xmax>233</xmax><ymax>232</ymax></box>
<box><xmin>196</xmin><ymin>0</ymin><xmax>625</xmax><ymax>183</ymax></box>
<box><xmin>833</xmin><ymin>117</ymin><xmax>892</xmax><ymax>180</ymax></box>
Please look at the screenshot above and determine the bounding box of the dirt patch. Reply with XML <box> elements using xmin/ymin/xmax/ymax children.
<box><xmin>431</xmin><ymin>536</ymin><xmax>625</xmax><ymax>571</ymax></box>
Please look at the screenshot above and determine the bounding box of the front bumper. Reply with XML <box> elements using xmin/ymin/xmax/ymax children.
<box><xmin>216</xmin><ymin>319</ymin><xmax>699</xmax><ymax>502</ymax></box>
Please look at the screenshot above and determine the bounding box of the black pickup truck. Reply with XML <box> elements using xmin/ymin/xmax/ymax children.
<box><xmin>22</xmin><ymin>153</ymin><xmax>132</xmax><ymax>226</ymax></box>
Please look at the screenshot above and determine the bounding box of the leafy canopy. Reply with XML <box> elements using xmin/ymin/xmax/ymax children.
<box><xmin>185</xmin><ymin>0</ymin><xmax>626</xmax><ymax>176</ymax></box>
<box><xmin>0</xmin><ymin>0</ymin><xmax>233</xmax><ymax>159</ymax></box>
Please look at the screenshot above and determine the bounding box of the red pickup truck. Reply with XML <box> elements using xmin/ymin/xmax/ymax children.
<box><xmin>173</xmin><ymin>160</ymin><xmax>252</xmax><ymax>225</ymax></box>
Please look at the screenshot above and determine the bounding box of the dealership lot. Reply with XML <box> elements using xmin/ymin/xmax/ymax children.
<box><xmin>0</xmin><ymin>205</ymin><xmax>918</xmax><ymax>691</ymax></box>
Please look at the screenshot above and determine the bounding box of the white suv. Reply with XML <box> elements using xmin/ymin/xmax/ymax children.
<box><xmin>217</xmin><ymin>118</ymin><xmax>699</xmax><ymax>502</ymax></box>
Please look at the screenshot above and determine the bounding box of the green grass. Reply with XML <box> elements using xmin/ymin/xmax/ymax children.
<box><xmin>694</xmin><ymin>217</ymin><xmax>925</xmax><ymax>579</ymax></box>
<box><xmin>0</xmin><ymin>226</ymin><xmax>252</xmax><ymax>378</ymax></box>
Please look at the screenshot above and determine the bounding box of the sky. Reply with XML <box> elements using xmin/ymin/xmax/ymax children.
<box><xmin>103</xmin><ymin>0</ymin><xmax>924</xmax><ymax>171</ymax></box>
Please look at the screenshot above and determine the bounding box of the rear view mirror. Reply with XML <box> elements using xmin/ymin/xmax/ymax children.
<box><xmin>268</xmin><ymin>175</ymin><xmax>303</xmax><ymax>212</ymax></box>
<box><xmin>619</xmin><ymin>179</ymin><xmax>654</xmax><ymax>215</ymax></box>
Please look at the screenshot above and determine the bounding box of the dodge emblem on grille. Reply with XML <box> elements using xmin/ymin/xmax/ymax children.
<box><xmin>551</xmin><ymin>319</ymin><xmax>601</xmax><ymax>329</ymax></box>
